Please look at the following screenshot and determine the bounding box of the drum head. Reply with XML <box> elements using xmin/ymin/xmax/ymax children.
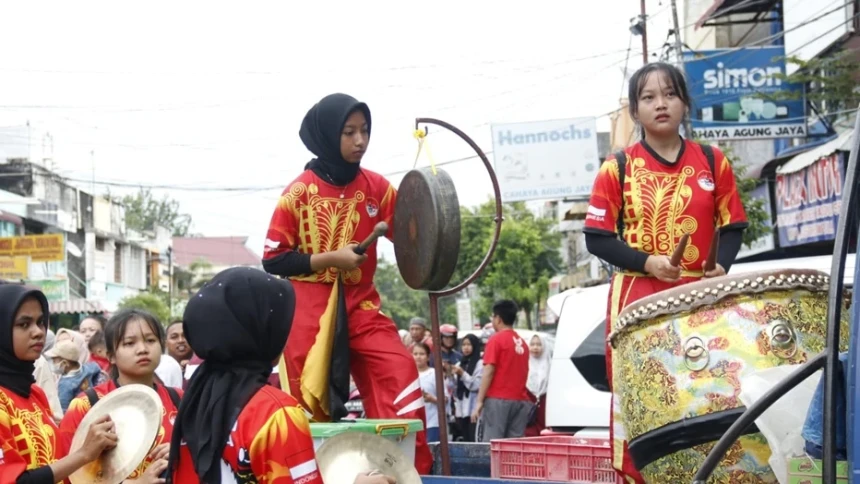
<box><xmin>69</xmin><ymin>384</ymin><xmax>164</xmax><ymax>484</ymax></box>
<box><xmin>394</xmin><ymin>167</ymin><xmax>461</xmax><ymax>291</ymax></box>
<box><xmin>316</xmin><ymin>432</ymin><xmax>422</xmax><ymax>484</ymax></box>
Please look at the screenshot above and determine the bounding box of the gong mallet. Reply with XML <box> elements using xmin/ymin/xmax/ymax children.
<box><xmin>354</xmin><ymin>222</ymin><xmax>389</xmax><ymax>255</ymax></box>
<box><xmin>703</xmin><ymin>231</ymin><xmax>720</xmax><ymax>273</ymax></box>
<box><xmin>669</xmin><ymin>233</ymin><xmax>690</xmax><ymax>267</ymax></box>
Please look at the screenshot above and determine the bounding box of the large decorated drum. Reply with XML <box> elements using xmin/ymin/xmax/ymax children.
<box><xmin>608</xmin><ymin>269</ymin><xmax>851</xmax><ymax>483</ymax></box>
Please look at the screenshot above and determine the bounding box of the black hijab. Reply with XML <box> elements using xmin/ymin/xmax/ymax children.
<box><xmin>166</xmin><ymin>267</ymin><xmax>296</xmax><ymax>484</ymax></box>
<box><xmin>0</xmin><ymin>284</ymin><xmax>49</xmax><ymax>398</ymax></box>
<box><xmin>300</xmin><ymin>93</ymin><xmax>371</xmax><ymax>186</ymax></box>
<box><xmin>456</xmin><ymin>334</ymin><xmax>482</xmax><ymax>400</ymax></box>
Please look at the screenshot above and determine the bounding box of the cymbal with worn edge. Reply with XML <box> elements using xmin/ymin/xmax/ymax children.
<box><xmin>69</xmin><ymin>384</ymin><xmax>164</xmax><ymax>484</ymax></box>
<box><xmin>316</xmin><ymin>432</ymin><xmax>422</xmax><ymax>484</ymax></box>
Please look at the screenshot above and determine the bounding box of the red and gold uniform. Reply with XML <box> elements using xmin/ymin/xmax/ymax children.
<box><xmin>59</xmin><ymin>381</ymin><xmax>183</xmax><ymax>480</ymax></box>
<box><xmin>584</xmin><ymin>140</ymin><xmax>747</xmax><ymax>482</ymax></box>
<box><xmin>264</xmin><ymin>168</ymin><xmax>432</xmax><ymax>472</ymax></box>
<box><xmin>173</xmin><ymin>385</ymin><xmax>322</xmax><ymax>484</ymax></box>
<box><xmin>0</xmin><ymin>385</ymin><xmax>63</xmax><ymax>483</ymax></box>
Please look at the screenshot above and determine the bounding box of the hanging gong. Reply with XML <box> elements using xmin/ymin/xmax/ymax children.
<box><xmin>394</xmin><ymin>167</ymin><xmax>461</xmax><ymax>291</ymax></box>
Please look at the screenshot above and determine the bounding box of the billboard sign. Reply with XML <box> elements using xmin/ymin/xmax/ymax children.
<box><xmin>0</xmin><ymin>256</ymin><xmax>29</xmax><ymax>280</ymax></box>
<box><xmin>684</xmin><ymin>46</ymin><xmax>806</xmax><ymax>141</ymax></box>
<box><xmin>775</xmin><ymin>152</ymin><xmax>844</xmax><ymax>247</ymax></box>
<box><xmin>0</xmin><ymin>233</ymin><xmax>65</xmax><ymax>262</ymax></box>
<box><xmin>491</xmin><ymin>118</ymin><xmax>599</xmax><ymax>202</ymax></box>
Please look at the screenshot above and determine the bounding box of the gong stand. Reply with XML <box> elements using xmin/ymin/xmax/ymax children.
<box><xmin>692</xmin><ymin>106</ymin><xmax>860</xmax><ymax>483</ymax></box>
<box><xmin>415</xmin><ymin>117</ymin><xmax>504</xmax><ymax>476</ymax></box>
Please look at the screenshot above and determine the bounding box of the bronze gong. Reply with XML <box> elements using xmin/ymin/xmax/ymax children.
<box><xmin>394</xmin><ymin>167</ymin><xmax>461</xmax><ymax>291</ymax></box>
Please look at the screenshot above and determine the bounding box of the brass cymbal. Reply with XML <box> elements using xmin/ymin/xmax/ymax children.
<box><xmin>69</xmin><ymin>384</ymin><xmax>164</xmax><ymax>484</ymax></box>
<box><xmin>316</xmin><ymin>432</ymin><xmax>422</xmax><ymax>484</ymax></box>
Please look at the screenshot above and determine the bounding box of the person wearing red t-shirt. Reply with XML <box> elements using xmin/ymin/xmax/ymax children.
<box><xmin>60</xmin><ymin>308</ymin><xmax>184</xmax><ymax>483</ymax></box>
<box><xmin>471</xmin><ymin>300</ymin><xmax>532</xmax><ymax>442</ymax></box>
<box><xmin>166</xmin><ymin>267</ymin><xmax>395</xmax><ymax>484</ymax></box>
<box><xmin>584</xmin><ymin>62</ymin><xmax>748</xmax><ymax>483</ymax></box>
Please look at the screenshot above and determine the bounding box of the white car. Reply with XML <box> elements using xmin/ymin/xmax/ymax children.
<box><xmin>544</xmin><ymin>254</ymin><xmax>856</xmax><ymax>434</ymax></box>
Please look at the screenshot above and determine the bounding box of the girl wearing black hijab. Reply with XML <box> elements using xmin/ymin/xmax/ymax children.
<box><xmin>261</xmin><ymin>93</ymin><xmax>432</xmax><ymax>474</ymax></box>
<box><xmin>451</xmin><ymin>334</ymin><xmax>483</xmax><ymax>442</ymax></box>
<box><xmin>0</xmin><ymin>283</ymin><xmax>117</xmax><ymax>484</ymax></box>
<box><xmin>166</xmin><ymin>267</ymin><xmax>396</xmax><ymax>484</ymax></box>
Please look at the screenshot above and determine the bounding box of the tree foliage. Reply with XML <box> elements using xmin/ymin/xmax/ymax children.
<box><xmin>769</xmin><ymin>52</ymin><xmax>860</xmax><ymax>120</ymax></box>
<box><xmin>449</xmin><ymin>201</ymin><xmax>563</xmax><ymax>329</ymax></box>
<box><xmin>719</xmin><ymin>145</ymin><xmax>771</xmax><ymax>248</ymax></box>
<box><xmin>117</xmin><ymin>292</ymin><xmax>171</xmax><ymax>324</ymax></box>
<box><xmin>373</xmin><ymin>258</ymin><xmax>458</xmax><ymax>330</ymax></box>
<box><xmin>120</xmin><ymin>188</ymin><xmax>192</xmax><ymax>236</ymax></box>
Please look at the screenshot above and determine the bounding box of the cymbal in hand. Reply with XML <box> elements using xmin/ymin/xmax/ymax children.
<box><xmin>670</xmin><ymin>233</ymin><xmax>690</xmax><ymax>267</ymax></box>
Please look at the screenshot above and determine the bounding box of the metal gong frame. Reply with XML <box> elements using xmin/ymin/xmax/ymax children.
<box><xmin>414</xmin><ymin>117</ymin><xmax>504</xmax><ymax>476</ymax></box>
<box><xmin>693</xmin><ymin>106</ymin><xmax>860</xmax><ymax>483</ymax></box>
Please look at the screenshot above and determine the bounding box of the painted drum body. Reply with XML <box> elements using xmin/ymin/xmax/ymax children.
<box><xmin>609</xmin><ymin>269</ymin><xmax>851</xmax><ymax>483</ymax></box>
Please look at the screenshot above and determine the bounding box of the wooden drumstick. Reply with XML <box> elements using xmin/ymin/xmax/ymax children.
<box><xmin>703</xmin><ymin>231</ymin><xmax>720</xmax><ymax>272</ymax></box>
<box><xmin>670</xmin><ymin>233</ymin><xmax>690</xmax><ymax>267</ymax></box>
<box><xmin>354</xmin><ymin>222</ymin><xmax>389</xmax><ymax>255</ymax></box>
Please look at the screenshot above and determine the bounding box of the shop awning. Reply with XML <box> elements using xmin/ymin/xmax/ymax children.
<box><xmin>776</xmin><ymin>130</ymin><xmax>855</xmax><ymax>175</ymax></box>
<box><xmin>695</xmin><ymin>0</ymin><xmax>780</xmax><ymax>29</ymax></box>
<box><xmin>50</xmin><ymin>299</ymin><xmax>107</xmax><ymax>315</ymax></box>
<box><xmin>0</xmin><ymin>210</ymin><xmax>23</xmax><ymax>225</ymax></box>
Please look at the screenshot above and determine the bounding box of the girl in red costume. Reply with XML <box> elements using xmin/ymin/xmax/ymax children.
<box><xmin>0</xmin><ymin>283</ymin><xmax>117</xmax><ymax>484</ymax></box>
<box><xmin>262</xmin><ymin>93</ymin><xmax>432</xmax><ymax>474</ymax></box>
<box><xmin>584</xmin><ymin>63</ymin><xmax>748</xmax><ymax>483</ymax></box>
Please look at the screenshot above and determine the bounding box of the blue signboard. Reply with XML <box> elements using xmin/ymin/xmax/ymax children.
<box><xmin>774</xmin><ymin>152</ymin><xmax>845</xmax><ymax>247</ymax></box>
<box><xmin>683</xmin><ymin>46</ymin><xmax>806</xmax><ymax>141</ymax></box>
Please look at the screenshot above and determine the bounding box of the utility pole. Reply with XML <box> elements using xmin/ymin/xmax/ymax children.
<box><xmin>640</xmin><ymin>0</ymin><xmax>648</xmax><ymax>64</ymax></box>
<box><xmin>167</xmin><ymin>246</ymin><xmax>173</xmax><ymax>318</ymax></box>
<box><xmin>670</xmin><ymin>0</ymin><xmax>694</xmax><ymax>136</ymax></box>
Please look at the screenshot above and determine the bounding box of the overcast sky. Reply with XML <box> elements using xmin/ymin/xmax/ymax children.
<box><xmin>0</xmin><ymin>0</ymin><xmax>681</xmax><ymax>260</ymax></box>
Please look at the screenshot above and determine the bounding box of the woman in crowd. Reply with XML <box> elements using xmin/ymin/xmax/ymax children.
<box><xmin>45</xmin><ymin>339</ymin><xmax>102</xmax><ymax>413</ymax></box>
<box><xmin>60</xmin><ymin>309</ymin><xmax>180</xmax><ymax>483</ymax></box>
<box><xmin>78</xmin><ymin>314</ymin><xmax>106</xmax><ymax>344</ymax></box>
<box><xmin>0</xmin><ymin>283</ymin><xmax>118</xmax><ymax>483</ymax></box>
<box><xmin>525</xmin><ymin>334</ymin><xmax>553</xmax><ymax>437</ymax></box>
<box><xmin>32</xmin><ymin>328</ymin><xmax>62</xmax><ymax>421</ymax></box>
<box><xmin>54</xmin><ymin>328</ymin><xmax>106</xmax><ymax>384</ymax></box>
<box><xmin>165</xmin><ymin>267</ymin><xmax>394</xmax><ymax>484</ymax></box>
<box><xmin>583</xmin><ymin>62</ymin><xmax>748</xmax><ymax>482</ymax></box>
<box><xmin>451</xmin><ymin>334</ymin><xmax>483</xmax><ymax>442</ymax></box>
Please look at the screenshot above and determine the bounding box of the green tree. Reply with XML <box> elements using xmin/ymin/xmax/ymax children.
<box><xmin>117</xmin><ymin>292</ymin><xmax>171</xmax><ymax>324</ymax></box>
<box><xmin>770</xmin><ymin>51</ymin><xmax>860</xmax><ymax>122</ymax></box>
<box><xmin>449</xmin><ymin>201</ymin><xmax>563</xmax><ymax>329</ymax></box>
<box><xmin>374</xmin><ymin>258</ymin><xmax>459</xmax><ymax>330</ymax></box>
<box><xmin>120</xmin><ymin>188</ymin><xmax>192</xmax><ymax>236</ymax></box>
<box><xmin>720</xmin><ymin>146</ymin><xmax>771</xmax><ymax>248</ymax></box>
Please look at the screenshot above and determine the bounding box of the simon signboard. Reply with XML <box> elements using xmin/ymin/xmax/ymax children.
<box><xmin>683</xmin><ymin>46</ymin><xmax>806</xmax><ymax>141</ymax></box>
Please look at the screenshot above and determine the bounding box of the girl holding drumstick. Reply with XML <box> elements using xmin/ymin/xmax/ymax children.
<box><xmin>0</xmin><ymin>283</ymin><xmax>117</xmax><ymax>484</ymax></box>
<box><xmin>583</xmin><ymin>62</ymin><xmax>749</xmax><ymax>482</ymax></box>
